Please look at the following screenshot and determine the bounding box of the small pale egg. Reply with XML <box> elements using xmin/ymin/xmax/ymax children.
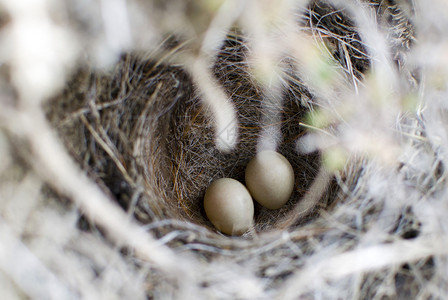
<box><xmin>245</xmin><ymin>150</ymin><xmax>295</xmax><ymax>209</ymax></box>
<box><xmin>204</xmin><ymin>178</ymin><xmax>254</xmax><ymax>235</ymax></box>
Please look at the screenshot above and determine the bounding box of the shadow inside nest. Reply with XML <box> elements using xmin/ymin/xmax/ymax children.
<box><xmin>168</xmin><ymin>34</ymin><xmax>327</xmax><ymax>232</ymax></box>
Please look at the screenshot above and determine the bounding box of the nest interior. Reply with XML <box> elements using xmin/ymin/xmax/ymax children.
<box><xmin>47</xmin><ymin>41</ymin><xmax>314</xmax><ymax>234</ymax></box>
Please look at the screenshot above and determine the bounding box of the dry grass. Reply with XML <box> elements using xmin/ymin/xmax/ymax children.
<box><xmin>0</xmin><ymin>0</ymin><xmax>447</xmax><ymax>299</ymax></box>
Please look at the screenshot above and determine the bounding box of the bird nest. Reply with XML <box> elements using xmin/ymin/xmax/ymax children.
<box><xmin>1</xmin><ymin>0</ymin><xmax>447</xmax><ymax>299</ymax></box>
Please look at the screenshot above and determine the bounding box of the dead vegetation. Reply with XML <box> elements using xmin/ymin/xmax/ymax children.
<box><xmin>0</xmin><ymin>0</ymin><xmax>447</xmax><ymax>299</ymax></box>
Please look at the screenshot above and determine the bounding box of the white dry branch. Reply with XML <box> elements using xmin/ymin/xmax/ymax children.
<box><xmin>280</xmin><ymin>235</ymin><xmax>448</xmax><ymax>299</ymax></box>
<box><xmin>187</xmin><ymin>56</ymin><xmax>240</xmax><ymax>152</ymax></box>
<box><xmin>4</xmin><ymin>107</ymin><xmax>191</xmax><ymax>272</ymax></box>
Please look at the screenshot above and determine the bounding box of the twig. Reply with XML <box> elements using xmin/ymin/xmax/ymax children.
<box><xmin>279</xmin><ymin>235</ymin><xmax>448</xmax><ymax>299</ymax></box>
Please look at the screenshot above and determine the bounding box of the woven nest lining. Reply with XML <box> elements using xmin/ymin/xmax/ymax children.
<box><xmin>48</xmin><ymin>38</ymin><xmax>329</xmax><ymax>235</ymax></box>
